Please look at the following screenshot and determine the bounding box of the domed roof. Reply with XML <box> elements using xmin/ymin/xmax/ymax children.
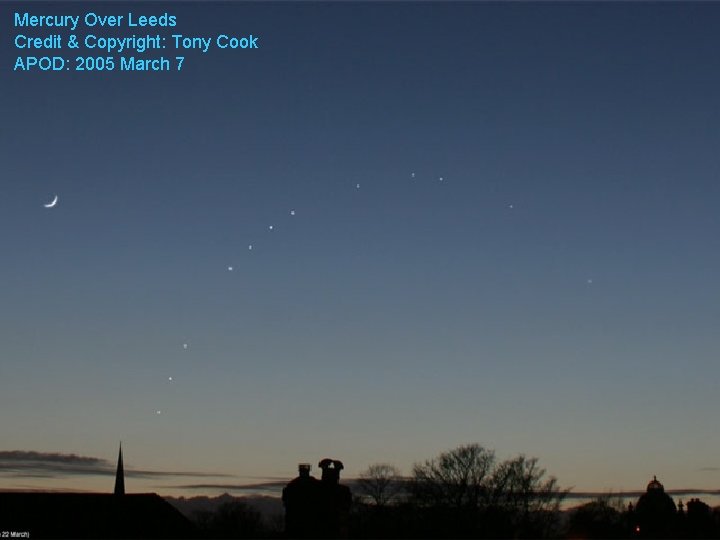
<box><xmin>647</xmin><ymin>475</ymin><xmax>664</xmax><ymax>492</ymax></box>
<box><xmin>635</xmin><ymin>475</ymin><xmax>677</xmax><ymax>532</ymax></box>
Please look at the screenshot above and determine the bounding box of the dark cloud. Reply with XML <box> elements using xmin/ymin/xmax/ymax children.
<box><xmin>170</xmin><ymin>478</ymin><xmax>366</xmax><ymax>495</ymax></box>
<box><xmin>128</xmin><ymin>469</ymin><xmax>233</xmax><ymax>479</ymax></box>
<box><xmin>567</xmin><ymin>489</ymin><xmax>720</xmax><ymax>500</ymax></box>
<box><xmin>0</xmin><ymin>450</ymin><xmax>233</xmax><ymax>480</ymax></box>
<box><xmin>698</xmin><ymin>467</ymin><xmax>720</xmax><ymax>472</ymax></box>
<box><xmin>0</xmin><ymin>451</ymin><xmax>104</xmax><ymax>465</ymax></box>
<box><xmin>4</xmin><ymin>472</ymin><xmax>58</xmax><ymax>479</ymax></box>
<box><xmin>171</xmin><ymin>481</ymin><xmax>288</xmax><ymax>492</ymax></box>
<box><xmin>0</xmin><ymin>451</ymin><xmax>110</xmax><ymax>476</ymax></box>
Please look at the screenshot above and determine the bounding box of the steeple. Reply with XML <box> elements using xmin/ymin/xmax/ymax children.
<box><xmin>114</xmin><ymin>443</ymin><xmax>125</xmax><ymax>495</ymax></box>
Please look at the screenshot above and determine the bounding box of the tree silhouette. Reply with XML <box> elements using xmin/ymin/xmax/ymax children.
<box><xmin>356</xmin><ymin>463</ymin><xmax>403</xmax><ymax>507</ymax></box>
<box><xmin>404</xmin><ymin>444</ymin><xmax>566</xmax><ymax>538</ymax></box>
<box><xmin>195</xmin><ymin>500</ymin><xmax>263</xmax><ymax>538</ymax></box>
<box><xmin>567</xmin><ymin>495</ymin><xmax>627</xmax><ymax>539</ymax></box>
<box><xmin>489</xmin><ymin>454</ymin><xmax>567</xmax><ymax>534</ymax></box>
<box><xmin>411</xmin><ymin>443</ymin><xmax>495</xmax><ymax>510</ymax></box>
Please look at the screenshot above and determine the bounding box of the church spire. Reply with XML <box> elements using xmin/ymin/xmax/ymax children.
<box><xmin>114</xmin><ymin>442</ymin><xmax>125</xmax><ymax>495</ymax></box>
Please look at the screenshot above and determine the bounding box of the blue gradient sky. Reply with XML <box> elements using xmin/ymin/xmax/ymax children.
<box><xmin>1</xmin><ymin>1</ymin><xmax>719</xmax><ymax>495</ymax></box>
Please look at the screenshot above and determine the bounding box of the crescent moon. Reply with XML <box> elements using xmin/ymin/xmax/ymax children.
<box><xmin>44</xmin><ymin>195</ymin><xmax>58</xmax><ymax>208</ymax></box>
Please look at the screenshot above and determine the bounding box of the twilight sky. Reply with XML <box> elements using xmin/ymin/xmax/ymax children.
<box><xmin>1</xmin><ymin>1</ymin><xmax>719</xmax><ymax>496</ymax></box>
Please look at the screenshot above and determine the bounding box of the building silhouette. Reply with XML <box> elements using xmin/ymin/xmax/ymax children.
<box><xmin>0</xmin><ymin>445</ymin><xmax>194</xmax><ymax>539</ymax></box>
<box><xmin>630</xmin><ymin>476</ymin><xmax>678</xmax><ymax>538</ymax></box>
<box><xmin>282</xmin><ymin>463</ymin><xmax>321</xmax><ymax>537</ymax></box>
<box><xmin>114</xmin><ymin>443</ymin><xmax>125</xmax><ymax>496</ymax></box>
<box><xmin>282</xmin><ymin>458</ymin><xmax>352</xmax><ymax>538</ymax></box>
